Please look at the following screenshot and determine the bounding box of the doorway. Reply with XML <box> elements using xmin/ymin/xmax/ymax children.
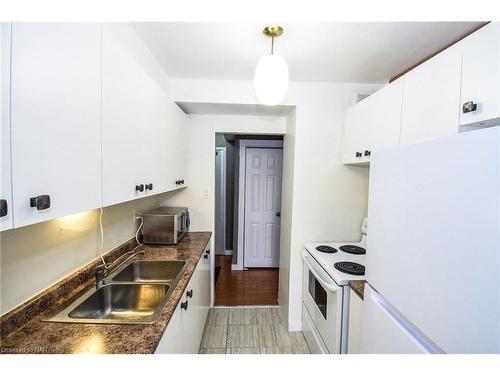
<box><xmin>214</xmin><ymin>134</ymin><xmax>284</xmax><ymax>306</ymax></box>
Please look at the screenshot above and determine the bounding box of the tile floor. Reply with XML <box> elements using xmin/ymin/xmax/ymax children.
<box><xmin>199</xmin><ymin>307</ymin><xmax>311</xmax><ymax>354</ymax></box>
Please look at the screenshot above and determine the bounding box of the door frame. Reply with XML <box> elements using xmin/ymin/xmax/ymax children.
<box><xmin>215</xmin><ymin>147</ymin><xmax>226</xmax><ymax>254</ymax></box>
<box><xmin>233</xmin><ymin>139</ymin><xmax>284</xmax><ymax>270</ymax></box>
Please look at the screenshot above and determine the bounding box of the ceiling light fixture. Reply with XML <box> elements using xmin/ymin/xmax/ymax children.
<box><xmin>254</xmin><ymin>25</ymin><xmax>289</xmax><ymax>106</ymax></box>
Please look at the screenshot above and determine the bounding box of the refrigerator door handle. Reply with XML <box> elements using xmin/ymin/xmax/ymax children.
<box><xmin>302</xmin><ymin>249</ymin><xmax>340</xmax><ymax>293</ymax></box>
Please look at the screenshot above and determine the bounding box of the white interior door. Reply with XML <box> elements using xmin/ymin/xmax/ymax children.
<box><xmin>214</xmin><ymin>147</ymin><xmax>226</xmax><ymax>254</ymax></box>
<box><xmin>244</xmin><ymin>148</ymin><xmax>283</xmax><ymax>268</ymax></box>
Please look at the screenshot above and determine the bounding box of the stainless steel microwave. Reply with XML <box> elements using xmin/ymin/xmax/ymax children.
<box><xmin>139</xmin><ymin>207</ymin><xmax>190</xmax><ymax>245</ymax></box>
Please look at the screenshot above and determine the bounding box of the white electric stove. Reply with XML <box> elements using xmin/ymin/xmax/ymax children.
<box><xmin>302</xmin><ymin>218</ymin><xmax>367</xmax><ymax>354</ymax></box>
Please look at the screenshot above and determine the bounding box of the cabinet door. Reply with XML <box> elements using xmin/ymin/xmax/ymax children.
<box><xmin>101</xmin><ymin>26</ymin><xmax>181</xmax><ymax>206</ymax></box>
<box><xmin>368</xmin><ymin>79</ymin><xmax>404</xmax><ymax>156</ymax></box>
<box><xmin>154</xmin><ymin>299</ymin><xmax>183</xmax><ymax>354</ymax></box>
<box><xmin>1</xmin><ymin>23</ymin><xmax>13</xmax><ymax>231</ymax></box>
<box><xmin>196</xmin><ymin>245</ymin><xmax>211</xmax><ymax>343</ymax></box>
<box><xmin>400</xmin><ymin>43</ymin><xmax>462</xmax><ymax>145</ymax></box>
<box><xmin>341</xmin><ymin>99</ymin><xmax>370</xmax><ymax>165</ymax></box>
<box><xmin>460</xmin><ymin>23</ymin><xmax>500</xmax><ymax>127</ymax></box>
<box><xmin>102</xmin><ymin>26</ymin><xmax>150</xmax><ymax>206</ymax></box>
<box><xmin>164</xmin><ymin>101</ymin><xmax>189</xmax><ymax>190</ymax></box>
<box><xmin>10</xmin><ymin>23</ymin><xmax>102</xmax><ymax>227</ymax></box>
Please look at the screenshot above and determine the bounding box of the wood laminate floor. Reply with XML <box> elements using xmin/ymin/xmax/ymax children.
<box><xmin>199</xmin><ymin>307</ymin><xmax>311</xmax><ymax>354</ymax></box>
<box><xmin>214</xmin><ymin>255</ymin><xmax>279</xmax><ymax>306</ymax></box>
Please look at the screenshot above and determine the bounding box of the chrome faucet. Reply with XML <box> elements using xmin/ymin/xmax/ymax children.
<box><xmin>94</xmin><ymin>248</ymin><xmax>145</xmax><ymax>289</ymax></box>
<box><xmin>94</xmin><ymin>264</ymin><xmax>108</xmax><ymax>289</ymax></box>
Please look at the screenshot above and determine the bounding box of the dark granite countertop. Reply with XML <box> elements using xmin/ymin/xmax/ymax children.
<box><xmin>349</xmin><ymin>280</ymin><xmax>366</xmax><ymax>301</ymax></box>
<box><xmin>0</xmin><ymin>232</ymin><xmax>211</xmax><ymax>354</ymax></box>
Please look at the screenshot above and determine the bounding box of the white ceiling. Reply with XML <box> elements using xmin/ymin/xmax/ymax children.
<box><xmin>133</xmin><ymin>22</ymin><xmax>483</xmax><ymax>83</ymax></box>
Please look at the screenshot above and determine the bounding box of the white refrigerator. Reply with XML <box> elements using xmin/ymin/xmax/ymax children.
<box><xmin>361</xmin><ymin>126</ymin><xmax>500</xmax><ymax>354</ymax></box>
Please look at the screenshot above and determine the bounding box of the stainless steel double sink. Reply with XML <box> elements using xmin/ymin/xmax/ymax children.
<box><xmin>46</xmin><ymin>260</ymin><xmax>188</xmax><ymax>325</ymax></box>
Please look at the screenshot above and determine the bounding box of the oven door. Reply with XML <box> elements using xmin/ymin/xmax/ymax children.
<box><xmin>302</xmin><ymin>249</ymin><xmax>344</xmax><ymax>354</ymax></box>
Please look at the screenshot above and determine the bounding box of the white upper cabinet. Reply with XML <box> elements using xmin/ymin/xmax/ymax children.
<box><xmin>342</xmin><ymin>79</ymin><xmax>403</xmax><ymax>165</ymax></box>
<box><xmin>102</xmin><ymin>25</ymin><xmax>188</xmax><ymax>207</ymax></box>
<box><xmin>342</xmin><ymin>96</ymin><xmax>371</xmax><ymax>165</ymax></box>
<box><xmin>368</xmin><ymin>79</ymin><xmax>404</xmax><ymax>154</ymax></box>
<box><xmin>1</xmin><ymin>24</ymin><xmax>13</xmax><ymax>231</ymax></box>
<box><xmin>10</xmin><ymin>23</ymin><xmax>102</xmax><ymax>227</ymax></box>
<box><xmin>460</xmin><ymin>23</ymin><xmax>500</xmax><ymax>128</ymax></box>
<box><xmin>400</xmin><ymin>43</ymin><xmax>462</xmax><ymax>145</ymax></box>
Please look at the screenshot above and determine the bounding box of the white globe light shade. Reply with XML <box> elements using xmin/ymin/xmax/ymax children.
<box><xmin>254</xmin><ymin>54</ymin><xmax>289</xmax><ymax>105</ymax></box>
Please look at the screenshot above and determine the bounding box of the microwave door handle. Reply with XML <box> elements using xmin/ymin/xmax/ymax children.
<box><xmin>301</xmin><ymin>249</ymin><xmax>340</xmax><ymax>293</ymax></box>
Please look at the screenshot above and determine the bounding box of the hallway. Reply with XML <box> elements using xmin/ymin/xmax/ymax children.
<box><xmin>214</xmin><ymin>255</ymin><xmax>279</xmax><ymax>306</ymax></box>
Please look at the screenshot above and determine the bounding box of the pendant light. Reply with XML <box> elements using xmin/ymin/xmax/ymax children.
<box><xmin>254</xmin><ymin>25</ymin><xmax>289</xmax><ymax>105</ymax></box>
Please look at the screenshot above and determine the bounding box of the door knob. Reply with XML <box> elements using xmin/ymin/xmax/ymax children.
<box><xmin>29</xmin><ymin>195</ymin><xmax>51</xmax><ymax>210</ymax></box>
<box><xmin>462</xmin><ymin>101</ymin><xmax>477</xmax><ymax>113</ymax></box>
<box><xmin>276</xmin><ymin>212</ymin><xmax>281</xmax><ymax>217</ymax></box>
<box><xmin>0</xmin><ymin>199</ymin><xmax>7</xmax><ymax>217</ymax></box>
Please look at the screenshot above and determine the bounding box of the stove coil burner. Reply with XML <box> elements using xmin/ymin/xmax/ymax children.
<box><xmin>334</xmin><ymin>262</ymin><xmax>365</xmax><ymax>276</ymax></box>
<box><xmin>339</xmin><ymin>245</ymin><xmax>366</xmax><ymax>255</ymax></box>
<box><xmin>315</xmin><ymin>245</ymin><xmax>338</xmax><ymax>254</ymax></box>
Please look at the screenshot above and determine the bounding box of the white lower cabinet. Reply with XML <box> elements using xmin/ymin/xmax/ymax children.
<box><xmin>347</xmin><ymin>289</ymin><xmax>363</xmax><ymax>354</ymax></box>
<box><xmin>155</xmin><ymin>247</ymin><xmax>211</xmax><ymax>354</ymax></box>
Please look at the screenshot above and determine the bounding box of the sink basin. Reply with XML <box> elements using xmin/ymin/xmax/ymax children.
<box><xmin>46</xmin><ymin>283</ymin><xmax>170</xmax><ymax>324</ymax></box>
<box><xmin>110</xmin><ymin>260</ymin><xmax>186</xmax><ymax>283</ymax></box>
<box><xmin>69</xmin><ymin>283</ymin><xmax>169</xmax><ymax>321</ymax></box>
<box><xmin>45</xmin><ymin>259</ymin><xmax>188</xmax><ymax>324</ymax></box>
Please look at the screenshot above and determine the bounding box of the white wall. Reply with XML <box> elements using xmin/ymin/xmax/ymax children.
<box><xmin>169</xmin><ymin>79</ymin><xmax>382</xmax><ymax>330</ymax></box>
<box><xmin>161</xmin><ymin>114</ymin><xmax>287</xmax><ymax>252</ymax></box>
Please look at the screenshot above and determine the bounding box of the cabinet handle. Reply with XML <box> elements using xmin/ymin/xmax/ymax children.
<box><xmin>145</xmin><ymin>183</ymin><xmax>153</xmax><ymax>191</ymax></box>
<box><xmin>186</xmin><ymin>289</ymin><xmax>193</xmax><ymax>299</ymax></box>
<box><xmin>181</xmin><ymin>300</ymin><xmax>188</xmax><ymax>311</ymax></box>
<box><xmin>355</xmin><ymin>152</ymin><xmax>362</xmax><ymax>158</ymax></box>
<box><xmin>180</xmin><ymin>179</ymin><xmax>184</xmax><ymax>184</ymax></box>
<box><xmin>364</xmin><ymin>150</ymin><xmax>371</xmax><ymax>157</ymax></box>
<box><xmin>29</xmin><ymin>195</ymin><xmax>51</xmax><ymax>210</ymax></box>
<box><xmin>0</xmin><ymin>199</ymin><xmax>7</xmax><ymax>217</ymax></box>
<box><xmin>462</xmin><ymin>101</ymin><xmax>477</xmax><ymax>113</ymax></box>
<box><xmin>135</xmin><ymin>184</ymin><xmax>144</xmax><ymax>192</ymax></box>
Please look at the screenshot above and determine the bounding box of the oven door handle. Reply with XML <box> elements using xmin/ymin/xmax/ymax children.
<box><xmin>301</xmin><ymin>249</ymin><xmax>340</xmax><ymax>293</ymax></box>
